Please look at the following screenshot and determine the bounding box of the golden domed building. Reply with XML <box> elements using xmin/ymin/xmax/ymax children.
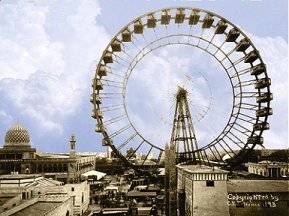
<box><xmin>0</xmin><ymin>122</ymin><xmax>36</xmax><ymax>174</ymax></box>
<box><xmin>0</xmin><ymin>122</ymin><xmax>96</xmax><ymax>183</ymax></box>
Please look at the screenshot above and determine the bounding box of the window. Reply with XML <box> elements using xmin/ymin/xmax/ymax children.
<box><xmin>206</xmin><ymin>180</ymin><xmax>214</xmax><ymax>187</ymax></box>
<box><xmin>71</xmin><ymin>187</ymin><xmax>74</xmax><ymax>192</ymax></box>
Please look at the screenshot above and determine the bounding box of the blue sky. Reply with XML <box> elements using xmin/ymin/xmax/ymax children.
<box><xmin>0</xmin><ymin>0</ymin><xmax>287</xmax><ymax>154</ymax></box>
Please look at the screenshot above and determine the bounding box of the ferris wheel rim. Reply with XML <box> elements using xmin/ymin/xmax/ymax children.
<box><xmin>92</xmin><ymin>6</ymin><xmax>272</xmax><ymax>167</ymax></box>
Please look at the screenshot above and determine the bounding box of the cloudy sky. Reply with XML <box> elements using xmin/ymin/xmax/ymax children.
<box><xmin>0</xmin><ymin>0</ymin><xmax>287</xmax><ymax>154</ymax></box>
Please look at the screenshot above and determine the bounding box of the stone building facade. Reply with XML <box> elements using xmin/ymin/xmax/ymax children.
<box><xmin>177</xmin><ymin>165</ymin><xmax>229</xmax><ymax>216</ymax></box>
<box><xmin>0</xmin><ymin>122</ymin><xmax>96</xmax><ymax>183</ymax></box>
<box><xmin>246</xmin><ymin>161</ymin><xmax>288</xmax><ymax>178</ymax></box>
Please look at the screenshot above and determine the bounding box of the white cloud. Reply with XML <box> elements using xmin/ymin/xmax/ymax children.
<box><xmin>0</xmin><ymin>1</ymin><xmax>287</xmax><ymax>153</ymax></box>
<box><xmin>124</xmin><ymin>44</ymin><xmax>232</xmax><ymax>149</ymax></box>
<box><xmin>0</xmin><ymin>0</ymin><xmax>110</xmax><ymax>134</ymax></box>
<box><xmin>123</xmin><ymin>34</ymin><xmax>288</xmax><ymax>151</ymax></box>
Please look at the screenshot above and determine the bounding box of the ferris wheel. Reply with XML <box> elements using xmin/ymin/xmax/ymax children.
<box><xmin>91</xmin><ymin>7</ymin><xmax>272</xmax><ymax>170</ymax></box>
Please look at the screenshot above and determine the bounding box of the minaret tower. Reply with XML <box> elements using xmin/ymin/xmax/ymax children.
<box><xmin>68</xmin><ymin>134</ymin><xmax>77</xmax><ymax>183</ymax></box>
<box><xmin>69</xmin><ymin>134</ymin><xmax>76</xmax><ymax>158</ymax></box>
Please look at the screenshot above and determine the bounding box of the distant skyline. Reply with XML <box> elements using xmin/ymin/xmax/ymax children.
<box><xmin>0</xmin><ymin>0</ymin><xmax>287</xmax><ymax>153</ymax></box>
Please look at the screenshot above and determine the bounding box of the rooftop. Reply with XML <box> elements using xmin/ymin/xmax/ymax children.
<box><xmin>127</xmin><ymin>191</ymin><xmax>157</xmax><ymax>197</ymax></box>
<box><xmin>0</xmin><ymin>174</ymin><xmax>42</xmax><ymax>180</ymax></box>
<box><xmin>177</xmin><ymin>165</ymin><xmax>229</xmax><ymax>174</ymax></box>
<box><xmin>11</xmin><ymin>202</ymin><xmax>61</xmax><ymax>216</ymax></box>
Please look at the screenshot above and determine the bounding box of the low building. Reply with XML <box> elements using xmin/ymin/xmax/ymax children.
<box><xmin>0</xmin><ymin>122</ymin><xmax>96</xmax><ymax>183</ymax></box>
<box><xmin>176</xmin><ymin>165</ymin><xmax>289</xmax><ymax>216</ymax></box>
<box><xmin>177</xmin><ymin>165</ymin><xmax>230</xmax><ymax>216</ymax></box>
<box><xmin>246</xmin><ymin>161</ymin><xmax>289</xmax><ymax>178</ymax></box>
<box><xmin>0</xmin><ymin>174</ymin><xmax>90</xmax><ymax>216</ymax></box>
<box><xmin>1</xmin><ymin>194</ymin><xmax>73</xmax><ymax>216</ymax></box>
<box><xmin>0</xmin><ymin>174</ymin><xmax>63</xmax><ymax>214</ymax></box>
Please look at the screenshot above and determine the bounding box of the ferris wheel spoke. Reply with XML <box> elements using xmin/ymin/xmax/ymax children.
<box><xmin>198</xmin><ymin>150</ymin><xmax>206</xmax><ymax>163</ymax></box>
<box><xmin>220</xmin><ymin>139</ymin><xmax>237</xmax><ymax>155</ymax></box>
<box><xmin>141</xmin><ymin>146</ymin><xmax>153</xmax><ymax>166</ymax></box>
<box><xmin>165</xmin><ymin>25</ymin><xmax>171</xmax><ymax>44</ymax></box>
<box><xmin>235</xmin><ymin>115</ymin><xmax>255</xmax><ymax>126</ymax></box>
<box><xmin>227</xmin><ymin>131</ymin><xmax>244</xmax><ymax>148</ymax></box>
<box><xmin>196</xmin><ymin>28</ymin><xmax>205</xmax><ymax>47</ymax></box>
<box><xmin>238</xmin><ymin>112</ymin><xmax>257</xmax><ymax>122</ymax></box>
<box><xmin>233</xmin><ymin>79</ymin><xmax>256</xmax><ymax>88</ymax></box>
<box><xmin>213</xmin><ymin>40</ymin><xmax>226</xmax><ymax>56</ymax></box>
<box><xmin>102</xmin><ymin>82</ymin><xmax>123</xmax><ymax>89</ymax></box>
<box><xmin>117</xmin><ymin>133</ymin><xmax>138</xmax><ymax>151</ymax></box>
<box><xmin>231</xmin><ymin>67</ymin><xmax>251</xmax><ymax>78</ymax></box>
<box><xmin>217</xmin><ymin>141</ymin><xmax>233</xmax><ymax>159</ymax></box>
<box><xmin>157</xmin><ymin>150</ymin><xmax>164</xmax><ymax>164</ymax></box>
<box><xmin>201</xmin><ymin>150</ymin><xmax>210</xmax><ymax>164</ymax></box>
<box><xmin>103</xmin><ymin>114</ymin><xmax>127</xmax><ymax>126</ymax></box>
<box><xmin>105</xmin><ymin>66</ymin><xmax>126</xmax><ymax>78</ymax></box>
<box><xmin>235</xmin><ymin>102</ymin><xmax>259</xmax><ymax>111</ymax></box>
<box><xmin>230</xmin><ymin>123</ymin><xmax>251</xmax><ymax>136</ymax></box>
<box><xmin>101</xmin><ymin>104</ymin><xmax>124</xmax><ymax>113</ymax></box>
<box><xmin>225</xmin><ymin>133</ymin><xmax>243</xmax><ymax>149</ymax></box>
<box><xmin>208</xmin><ymin>146</ymin><xmax>221</xmax><ymax>161</ymax></box>
<box><xmin>109</xmin><ymin>124</ymin><xmax>132</xmax><ymax>139</ymax></box>
<box><xmin>235</xmin><ymin>91</ymin><xmax>258</xmax><ymax>98</ymax></box>
<box><xmin>121</xmin><ymin>48</ymin><xmax>136</xmax><ymax>62</ymax></box>
<box><xmin>99</xmin><ymin>92</ymin><xmax>122</xmax><ymax>99</ymax></box>
<box><xmin>225</xmin><ymin>55</ymin><xmax>247</xmax><ymax>70</ymax></box>
<box><xmin>127</xmin><ymin>140</ymin><xmax>145</xmax><ymax>161</ymax></box>
<box><xmin>111</xmin><ymin>56</ymin><xmax>129</xmax><ymax>68</ymax></box>
<box><xmin>212</xmin><ymin>144</ymin><xmax>224</xmax><ymax>161</ymax></box>
<box><xmin>112</xmin><ymin>53</ymin><xmax>132</xmax><ymax>65</ymax></box>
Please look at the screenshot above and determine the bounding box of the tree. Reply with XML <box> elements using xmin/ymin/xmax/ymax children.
<box><xmin>126</xmin><ymin>147</ymin><xmax>136</xmax><ymax>158</ymax></box>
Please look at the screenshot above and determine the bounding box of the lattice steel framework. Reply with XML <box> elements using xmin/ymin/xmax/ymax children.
<box><xmin>170</xmin><ymin>87</ymin><xmax>202</xmax><ymax>164</ymax></box>
<box><xmin>91</xmin><ymin>7</ymin><xmax>273</xmax><ymax>170</ymax></box>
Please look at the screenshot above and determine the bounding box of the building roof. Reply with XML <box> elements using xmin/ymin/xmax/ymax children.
<box><xmin>104</xmin><ymin>185</ymin><xmax>119</xmax><ymax>191</ymax></box>
<box><xmin>127</xmin><ymin>191</ymin><xmax>157</xmax><ymax>197</ymax></box>
<box><xmin>11</xmin><ymin>202</ymin><xmax>59</xmax><ymax>216</ymax></box>
<box><xmin>0</xmin><ymin>174</ymin><xmax>42</xmax><ymax>180</ymax></box>
<box><xmin>0</xmin><ymin>174</ymin><xmax>62</xmax><ymax>188</ymax></box>
<box><xmin>228</xmin><ymin>180</ymin><xmax>289</xmax><ymax>193</ymax></box>
<box><xmin>81</xmin><ymin>170</ymin><xmax>106</xmax><ymax>180</ymax></box>
<box><xmin>36</xmin><ymin>150</ymin><xmax>69</xmax><ymax>158</ymax></box>
<box><xmin>10</xmin><ymin>195</ymin><xmax>71</xmax><ymax>216</ymax></box>
<box><xmin>4</xmin><ymin>122</ymin><xmax>30</xmax><ymax>147</ymax></box>
<box><xmin>177</xmin><ymin>165</ymin><xmax>229</xmax><ymax>174</ymax></box>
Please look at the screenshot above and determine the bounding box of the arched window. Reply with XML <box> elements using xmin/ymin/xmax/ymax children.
<box><xmin>63</xmin><ymin>164</ymin><xmax>68</xmax><ymax>172</ymax></box>
<box><xmin>38</xmin><ymin>165</ymin><xmax>42</xmax><ymax>173</ymax></box>
<box><xmin>48</xmin><ymin>164</ymin><xmax>53</xmax><ymax>172</ymax></box>
<box><xmin>53</xmin><ymin>164</ymin><xmax>57</xmax><ymax>172</ymax></box>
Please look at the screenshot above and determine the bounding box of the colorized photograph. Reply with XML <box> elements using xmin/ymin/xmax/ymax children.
<box><xmin>0</xmin><ymin>0</ymin><xmax>288</xmax><ymax>215</ymax></box>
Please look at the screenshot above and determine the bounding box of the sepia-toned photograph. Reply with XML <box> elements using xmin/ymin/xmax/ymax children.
<box><xmin>0</xmin><ymin>0</ymin><xmax>288</xmax><ymax>215</ymax></box>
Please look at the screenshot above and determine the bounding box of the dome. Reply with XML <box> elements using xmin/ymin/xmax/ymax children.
<box><xmin>4</xmin><ymin>122</ymin><xmax>30</xmax><ymax>146</ymax></box>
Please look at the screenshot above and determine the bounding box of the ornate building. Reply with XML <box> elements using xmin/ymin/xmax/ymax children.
<box><xmin>0</xmin><ymin>122</ymin><xmax>96</xmax><ymax>183</ymax></box>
